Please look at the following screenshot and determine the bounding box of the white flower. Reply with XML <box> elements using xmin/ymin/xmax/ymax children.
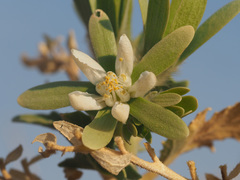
<box><xmin>69</xmin><ymin>34</ymin><xmax>156</xmax><ymax>124</ymax></box>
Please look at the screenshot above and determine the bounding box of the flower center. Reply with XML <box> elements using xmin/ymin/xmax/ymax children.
<box><xmin>96</xmin><ymin>71</ymin><xmax>130</xmax><ymax>107</ymax></box>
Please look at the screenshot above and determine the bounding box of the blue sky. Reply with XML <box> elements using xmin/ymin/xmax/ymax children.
<box><xmin>0</xmin><ymin>1</ymin><xmax>240</xmax><ymax>179</ymax></box>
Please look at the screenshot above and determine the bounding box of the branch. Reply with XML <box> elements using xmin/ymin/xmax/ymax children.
<box><xmin>187</xmin><ymin>161</ymin><xmax>199</xmax><ymax>180</ymax></box>
<box><xmin>115</xmin><ymin>137</ymin><xmax>187</xmax><ymax>180</ymax></box>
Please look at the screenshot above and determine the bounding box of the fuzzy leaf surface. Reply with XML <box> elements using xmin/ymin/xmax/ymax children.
<box><xmin>179</xmin><ymin>0</ymin><xmax>240</xmax><ymax>63</ymax></box>
<box><xmin>144</xmin><ymin>0</ymin><xmax>169</xmax><ymax>53</ymax></box>
<box><xmin>164</xmin><ymin>0</ymin><xmax>207</xmax><ymax>36</ymax></box>
<box><xmin>13</xmin><ymin>112</ymin><xmax>61</xmax><ymax>128</ymax></box>
<box><xmin>82</xmin><ymin>109</ymin><xmax>117</xmax><ymax>150</ymax></box>
<box><xmin>89</xmin><ymin>10</ymin><xmax>117</xmax><ymax>71</ymax></box>
<box><xmin>131</xmin><ymin>26</ymin><xmax>194</xmax><ymax>83</ymax></box>
<box><xmin>17</xmin><ymin>81</ymin><xmax>95</xmax><ymax>110</ymax></box>
<box><xmin>151</xmin><ymin>93</ymin><xmax>182</xmax><ymax>107</ymax></box>
<box><xmin>129</xmin><ymin>97</ymin><xmax>189</xmax><ymax>139</ymax></box>
<box><xmin>138</xmin><ymin>0</ymin><xmax>148</xmax><ymax>27</ymax></box>
<box><xmin>160</xmin><ymin>87</ymin><xmax>190</xmax><ymax>95</ymax></box>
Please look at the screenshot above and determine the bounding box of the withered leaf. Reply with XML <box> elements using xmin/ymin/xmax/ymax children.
<box><xmin>53</xmin><ymin>121</ymin><xmax>131</xmax><ymax>175</ymax></box>
<box><xmin>38</xmin><ymin>146</ymin><xmax>56</xmax><ymax>158</ymax></box>
<box><xmin>187</xmin><ymin>102</ymin><xmax>240</xmax><ymax>151</ymax></box>
<box><xmin>32</xmin><ymin>133</ymin><xmax>57</xmax><ymax>158</ymax></box>
<box><xmin>63</xmin><ymin>168</ymin><xmax>83</xmax><ymax>180</ymax></box>
<box><xmin>53</xmin><ymin>121</ymin><xmax>83</xmax><ymax>146</ymax></box>
<box><xmin>27</xmin><ymin>155</ymin><xmax>43</xmax><ymax>166</ymax></box>
<box><xmin>22</xmin><ymin>31</ymin><xmax>79</xmax><ymax>81</ymax></box>
<box><xmin>0</xmin><ymin>158</ymin><xmax>4</xmax><ymax>167</ymax></box>
<box><xmin>205</xmin><ymin>163</ymin><xmax>240</xmax><ymax>180</ymax></box>
<box><xmin>5</xmin><ymin>145</ymin><xmax>23</xmax><ymax>165</ymax></box>
<box><xmin>228</xmin><ymin>163</ymin><xmax>240</xmax><ymax>179</ymax></box>
<box><xmin>32</xmin><ymin>133</ymin><xmax>57</xmax><ymax>144</ymax></box>
<box><xmin>90</xmin><ymin>148</ymin><xmax>131</xmax><ymax>175</ymax></box>
<box><xmin>160</xmin><ymin>103</ymin><xmax>240</xmax><ymax>165</ymax></box>
<box><xmin>9</xmin><ymin>169</ymin><xmax>41</xmax><ymax>180</ymax></box>
<box><xmin>205</xmin><ymin>173</ymin><xmax>220</xmax><ymax>180</ymax></box>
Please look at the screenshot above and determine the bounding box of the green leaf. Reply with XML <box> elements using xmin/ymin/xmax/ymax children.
<box><xmin>89</xmin><ymin>9</ymin><xmax>117</xmax><ymax>71</ymax></box>
<box><xmin>13</xmin><ymin>111</ymin><xmax>92</xmax><ymax>129</ymax></box>
<box><xmin>61</xmin><ymin>111</ymin><xmax>92</xmax><ymax>128</ymax></box>
<box><xmin>122</xmin><ymin>124</ymin><xmax>132</xmax><ymax>144</ymax></box>
<box><xmin>166</xmin><ymin>106</ymin><xmax>185</xmax><ymax>117</ymax></box>
<box><xmin>138</xmin><ymin>0</ymin><xmax>148</xmax><ymax>27</ymax></box>
<box><xmin>12</xmin><ymin>112</ymin><xmax>60</xmax><ymax>128</ymax></box>
<box><xmin>116</xmin><ymin>165</ymin><xmax>142</xmax><ymax>180</ymax></box>
<box><xmin>118</xmin><ymin>0</ymin><xmax>133</xmax><ymax>39</ymax></box>
<box><xmin>82</xmin><ymin>109</ymin><xmax>117</xmax><ymax>150</ymax></box>
<box><xmin>144</xmin><ymin>0</ymin><xmax>169</xmax><ymax>54</ymax></box>
<box><xmin>136</xmin><ymin>124</ymin><xmax>150</xmax><ymax>138</ymax></box>
<box><xmin>131</xmin><ymin>25</ymin><xmax>195</xmax><ymax>83</ymax></box>
<box><xmin>129</xmin><ymin>97</ymin><xmax>189</xmax><ymax>139</ymax></box>
<box><xmin>59</xmin><ymin>153</ymin><xmax>95</xmax><ymax>169</ymax></box>
<box><xmin>145</xmin><ymin>132</ymin><xmax>152</xmax><ymax>144</ymax></box>
<box><xmin>59</xmin><ymin>153</ymin><xmax>112</xmax><ymax>176</ymax></box>
<box><xmin>17</xmin><ymin>81</ymin><xmax>96</xmax><ymax>110</ymax></box>
<box><xmin>126</xmin><ymin>122</ymin><xmax>138</xmax><ymax>137</ymax></box>
<box><xmin>130</xmin><ymin>115</ymin><xmax>142</xmax><ymax>126</ymax></box>
<box><xmin>151</xmin><ymin>93</ymin><xmax>182</xmax><ymax>107</ymax></box>
<box><xmin>160</xmin><ymin>87</ymin><xmax>190</xmax><ymax>95</ymax></box>
<box><xmin>176</xmin><ymin>96</ymin><xmax>198</xmax><ymax>116</ymax></box>
<box><xmin>164</xmin><ymin>0</ymin><xmax>207</xmax><ymax>36</ymax></box>
<box><xmin>73</xmin><ymin>0</ymin><xmax>93</xmax><ymax>27</ymax></box>
<box><xmin>96</xmin><ymin>0</ymin><xmax>124</xmax><ymax>36</ymax></box>
<box><xmin>179</xmin><ymin>0</ymin><xmax>240</xmax><ymax>63</ymax></box>
<box><xmin>89</xmin><ymin>0</ymin><xmax>97</xmax><ymax>12</ymax></box>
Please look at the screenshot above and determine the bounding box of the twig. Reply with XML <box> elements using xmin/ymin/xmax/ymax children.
<box><xmin>0</xmin><ymin>166</ymin><xmax>11</xmax><ymax>180</ymax></box>
<box><xmin>220</xmin><ymin>165</ymin><xmax>228</xmax><ymax>180</ymax></box>
<box><xmin>115</xmin><ymin>137</ymin><xmax>187</xmax><ymax>180</ymax></box>
<box><xmin>36</xmin><ymin>133</ymin><xmax>187</xmax><ymax>180</ymax></box>
<box><xmin>187</xmin><ymin>161</ymin><xmax>198</xmax><ymax>180</ymax></box>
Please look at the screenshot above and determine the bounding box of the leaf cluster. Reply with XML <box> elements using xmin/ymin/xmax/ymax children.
<box><xmin>14</xmin><ymin>0</ymin><xmax>240</xmax><ymax>179</ymax></box>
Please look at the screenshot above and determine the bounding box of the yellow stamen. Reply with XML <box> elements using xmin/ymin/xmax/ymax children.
<box><xmin>104</xmin><ymin>94</ymin><xmax>110</xmax><ymax>98</ymax></box>
<box><xmin>119</xmin><ymin>57</ymin><xmax>123</xmax><ymax>61</ymax></box>
<box><xmin>121</xmin><ymin>74</ymin><xmax>127</xmax><ymax>81</ymax></box>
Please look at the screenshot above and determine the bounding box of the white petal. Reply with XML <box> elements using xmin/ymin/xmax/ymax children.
<box><xmin>115</xmin><ymin>34</ymin><xmax>134</xmax><ymax>77</ymax></box>
<box><xmin>69</xmin><ymin>91</ymin><xmax>106</xmax><ymax>111</ymax></box>
<box><xmin>118</xmin><ymin>73</ymin><xmax>132</xmax><ymax>87</ymax></box>
<box><xmin>111</xmin><ymin>102</ymin><xmax>130</xmax><ymax>124</ymax></box>
<box><xmin>103</xmin><ymin>94</ymin><xmax>115</xmax><ymax>107</ymax></box>
<box><xmin>115</xmin><ymin>89</ymin><xmax>130</xmax><ymax>103</ymax></box>
<box><xmin>71</xmin><ymin>49</ymin><xmax>106</xmax><ymax>85</ymax></box>
<box><xmin>129</xmin><ymin>71</ymin><xmax>156</xmax><ymax>98</ymax></box>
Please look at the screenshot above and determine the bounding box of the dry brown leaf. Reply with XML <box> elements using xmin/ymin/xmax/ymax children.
<box><xmin>64</xmin><ymin>168</ymin><xmax>82</xmax><ymax>180</ymax></box>
<box><xmin>228</xmin><ymin>163</ymin><xmax>240</xmax><ymax>179</ymax></box>
<box><xmin>205</xmin><ymin>173</ymin><xmax>220</xmax><ymax>180</ymax></box>
<box><xmin>53</xmin><ymin>121</ymin><xmax>131</xmax><ymax>175</ymax></box>
<box><xmin>205</xmin><ymin>163</ymin><xmax>240</xmax><ymax>180</ymax></box>
<box><xmin>53</xmin><ymin>121</ymin><xmax>83</xmax><ymax>146</ymax></box>
<box><xmin>91</xmin><ymin>148</ymin><xmax>131</xmax><ymax>175</ymax></box>
<box><xmin>32</xmin><ymin>133</ymin><xmax>57</xmax><ymax>158</ymax></box>
<box><xmin>0</xmin><ymin>158</ymin><xmax>4</xmax><ymax>167</ymax></box>
<box><xmin>32</xmin><ymin>133</ymin><xmax>57</xmax><ymax>144</ymax></box>
<box><xmin>187</xmin><ymin>102</ymin><xmax>240</xmax><ymax>151</ymax></box>
<box><xmin>22</xmin><ymin>31</ymin><xmax>79</xmax><ymax>81</ymax></box>
<box><xmin>9</xmin><ymin>169</ymin><xmax>40</xmax><ymax>180</ymax></box>
<box><xmin>9</xmin><ymin>169</ymin><xmax>29</xmax><ymax>180</ymax></box>
<box><xmin>5</xmin><ymin>145</ymin><xmax>23</xmax><ymax>165</ymax></box>
<box><xmin>27</xmin><ymin>155</ymin><xmax>43</xmax><ymax>166</ymax></box>
<box><xmin>220</xmin><ymin>165</ymin><xmax>228</xmax><ymax>180</ymax></box>
<box><xmin>160</xmin><ymin>103</ymin><xmax>240</xmax><ymax>166</ymax></box>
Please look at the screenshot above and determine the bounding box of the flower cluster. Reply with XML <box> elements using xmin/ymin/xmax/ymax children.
<box><xmin>69</xmin><ymin>34</ymin><xmax>156</xmax><ymax>123</ymax></box>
